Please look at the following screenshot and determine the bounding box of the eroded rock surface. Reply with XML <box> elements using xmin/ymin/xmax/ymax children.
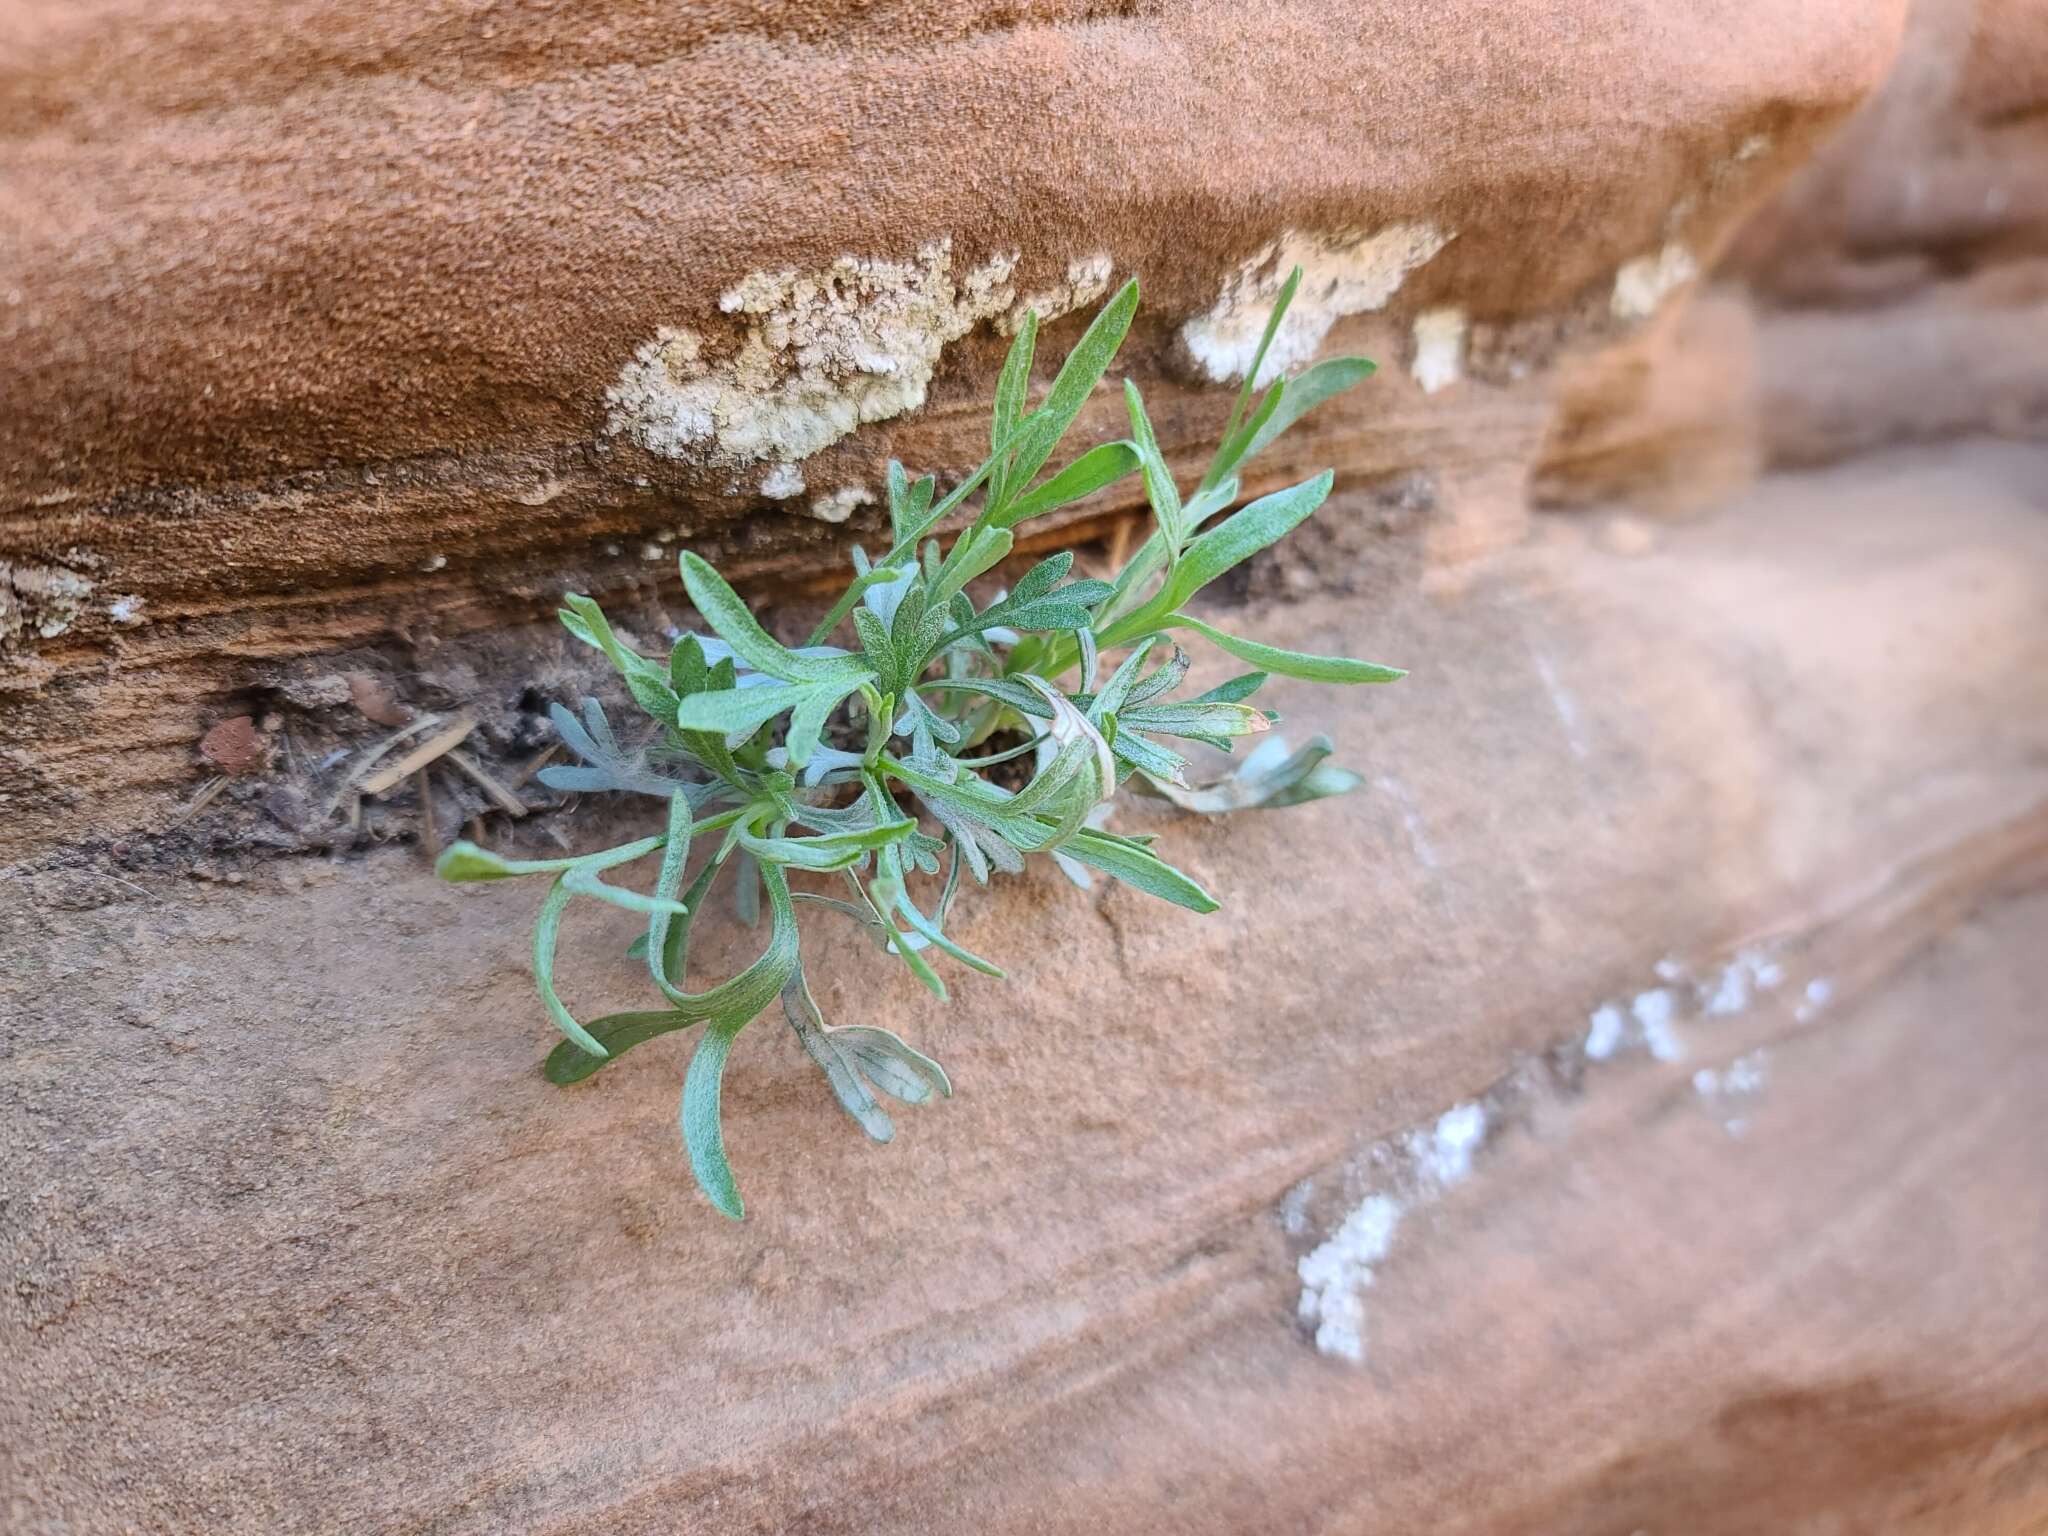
<box><xmin>0</xmin><ymin>0</ymin><xmax>1917</xmax><ymax>857</ymax></box>
<box><xmin>5</xmin><ymin>448</ymin><xmax>2046</xmax><ymax>1532</ymax></box>
<box><xmin>4</xmin><ymin>1</ymin><xmax>2048</xmax><ymax>1529</ymax></box>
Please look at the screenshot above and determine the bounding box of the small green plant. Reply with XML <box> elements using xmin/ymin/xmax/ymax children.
<box><xmin>437</xmin><ymin>270</ymin><xmax>1403</xmax><ymax>1217</ymax></box>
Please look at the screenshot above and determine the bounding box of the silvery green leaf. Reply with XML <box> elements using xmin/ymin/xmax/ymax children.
<box><xmin>927</xmin><ymin>525</ymin><xmax>1014</xmax><ymax>613</ymax></box>
<box><xmin>539</xmin><ymin>701</ymin><xmax>709</xmax><ymax>799</ymax></box>
<box><xmin>853</xmin><ymin>607</ymin><xmax>896</xmax><ymax>682</ymax></box>
<box><xmin>904</xmin><ymin>827</ymin><xmax>946</xmax><ymax>876</ymax></box>
<box><xmin>561</xmin><ymin>866</ymin><xmax>691</xmax><ymax>917</ymax></box>
<box><xmin>1085</xmin><ymin>636</ymin><xmax>1159</xmax><ymax>727</ymax></box>
<box><xmin>991</xmin><ymin>440</ymin><xmax>1140</xmax><ymax>530</ymax></box>
<box><xmin>435</xmin><ymin>829</ymin><xmax>663</xmax><ymax>883</ymax></box>
<box><xmin>682</xmin><ymin>1019</ymin><xmax>747</xmax><ymax>1218</ymax></box>
<box><xmin>533</xmin><ymin>876</ymin><xmax>608</xmax><ymax>1058</ymax></box>
<box><xmin>920</xmin><ymin>676</ymin><xmax>1055</xmax><ymax>719</ymax></box>
<box><xmin>988</xmin><ymin>310</ymin><xmax>1037</xmax><ymax>509</ymax></box>
<box><xmin>731</xmin><ymin>849</ymin><xmax>760</xmax><ymax>927</ymax></box>
<box><xmin>1006</xmin><ymin>551</ymin><xmax>1073</xmax><ymax>607</ymax></box>
<box><xmin>783</xmin><ymin>974</ymin><xmax>895</xmax><ymax>1144</ymax></box>
<box><xmin>739</xmin><ymin>816</ymin><xmax>916</xmax><ymax>872</ymax></box>
<box><xmin>1000</xmin><ymin>276</ymin><xmax>1138</xmax><ymax>495</ymax></box>
<box><xmin>1191</xmin><ymin>671</ymin><xmax>1268</xmax><ymax>704</ymax></box>
<box><xmin>877</xmin><ymin>864</ymin><xmax>1005</xmax><ymax>978</ymax></box>
<box><xmin>1201</xmin><ymin>264</ymin><xmax>1300</xmax><ymax>499</ymax></box>
<box><xmin>1159</xmin><ymin>471</ymin><xmax>1334</xmax><ymax>614</ymax></box>
<box><xmin>543</xmin><ymin>1009</ymin><xmax>699</xmax><ymax>1085</ymax></box>
<box><xmin>900</xmin><ymin>689</ymin><xmax>964</xmax><ymax>747</ymax></box>
<box><xmin>558</xmin><ymin>594</ymin><xmax>680</xmax><ymax>721</ymax></box>
<box><xmin>1138</xmin><ymin>733</ymin><xmax>1364</xmax><ymax>813</ymax></box>
<box><xmin>830</xmin><ymin>1025</ymin><xmax>953</xmax><ymax>1105</ymax></box>
<box><xmin>681</xmin><ymin>552</ymin><xmax>871</xmax><ymax>685</ymax></box>
<box><xmin>675</xmin><ymin>676</ymin><xmax>873</xmax><ymax>746</ymax></box>
<box><xmin>1023</xmin><ymin>676</ymin><xmax>1115</xmax><ymax>800</ymax></box>
<box><xmin>1123</xmin><ymin>379</ymin><xmax>1185</xmax><ymax>560</ymax></box>
<box><xmin>1121</xmin><ymin>646</ymin><xmax>1189</xmax><ymax>706</ymax></box>
<box><xmin>1057</xmin><ymin>829</ymin><xmax>1218</xmax><ymax>912</ymax></box>
<box><xmin>1117</xmin><ymin>700</ymin><xmax>1270</xmax><ymax>739</ymax></box>
<box><xmin>1164</xmin><ymin>612</ymin><xmax>1405</xmax><ymax>683</ymax></box>
<box><xmin>1236</xmin><ymin>356</ymin><xmax>1377</xmax><ymax>468</ymax></box>
<box><xmin>783</xmin><ymin>675</ymin><xmax>867</xmax><ymax>770</ymax></box>
<box><xmin>1107</xmin><ymin>728</ymin><xmax>1188</xmax><ymax>785</ymax></box>
<box><xmin>1209</xmin><ymin>376</ymin><xmax>1285</xmax><ymax>485</ymax></box>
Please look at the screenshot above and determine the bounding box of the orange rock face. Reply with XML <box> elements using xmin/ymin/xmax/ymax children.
<box><xmin>4</xmin><ymin>1</ymin><xmax>2048</xmax><ymax>1531</ymax></box>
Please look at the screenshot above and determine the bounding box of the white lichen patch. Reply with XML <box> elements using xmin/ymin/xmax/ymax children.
<box><xmin>759</xmin><ymin>462</ymin><xmax>806</xmax><ymax>500</ymax></box>
<box><xmin>1001</xmin><ymin>252</ymin><xmax>1115</xmax><ymax>335</ymax></box>
<box><xmin>608</xmin><ymin>240</ymin><xmax>1020</xmax><ymax>465</ymax></box>
<box><xmin>1632</xmin><ymin>988</ymin><xmax>1683</xmax><ymax>1062</ymax></box>
<box><xmin>108</xmin><ymin>594</ymin><xmax>147</xmax><ymax>627</ymax></box>
<box><xmin>1293</xmin><ymin>937</ymin><xmax>1816</xmax><ymax>1365</ymax></box>
<box><xmin>0</xmin><ymin>560</ymin><xmax>96</xmax><ymax>646</ymax></box>
<box><xmin>1296</xmin><ymin>1194</ymin><xmax>1403</xmax><ymax>1364</ymax></box>
<box><xmin>1294</xmin><ymin>1099</ymin><xmax>1489</xmax><ymax>1364</ymax></box>
<box><xmin>1611</xmin><ymin>242</ymin><xmax>1699</xmax><ymax>321</ymax></box>
<box><xmin>1795</xmin><ymin>977</ymin><xmax>1834</xmax><ymax>1023</ymax></box>
<box><xmin>1699</xmin><ymin>948</ymin><xmax>1786</xmax><ymax>1017</ymax></box>
<box><xmin>809</xmin><ymin>484</ymin><xmax>874</xmax><ymax>524</ymax></box>
<box><xmin>1694</xmin><ymin>1049</ymin><xmax>1768</xmax><ymax>1137</ymax></box>
<box><xmin>1410</xmin><ymin>307</ymin><xmax>1467</xmax><ymax>394</ymax></box>
<box><xmin>1183</xmin><ymin>225</ymin><xmax>1454</xmax><ymax>385</ymax></box>
<box><xmin>1408</xmin><ymin>1102</ymin><xmax>1487</xmax><ymax>1189</ymax></box>
<box><xmin>1584</xmin><ymin>1003</ymin><xmax>1626</xmax><ymax>1061</ymax></box>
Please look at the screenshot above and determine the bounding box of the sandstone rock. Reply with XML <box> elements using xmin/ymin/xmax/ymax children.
<box><xmin>4</xmin><ymin>446</ymin><xmax>2044</xmax><ymax>1532</ymax></box>
<box><xmin>197</xmin><ymin>715</ymin><xmax>268</xmax><ymax>777</ymax></box>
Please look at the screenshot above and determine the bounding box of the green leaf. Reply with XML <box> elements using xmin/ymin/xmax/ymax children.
<box><xmin>646</xmin><ymin>793</ymin><xmax>695</xmax><ymax>996</ymax></box>
<box><xmin>784</xmin><ymin>676</ymin><xmax>866</xmax><ymax>770</ymax></box>
<box><xmin>436</xmin><ymin>836</ymin><xmax>660</xmax><ymax>883</ymax></box>
<box><xmin>991</xmin><ymin>440</ymin><xmax>1140</xmax><ymax>530</ymax></box>
<box><xmin>989</xmin><ymin>311</ymin><xmax>1037</xmax><ymax>509</ymax></box>
<box><xmin>1007</xmin><ymin>551</ymin><xmax>1074</xmax><ymax>607</ymax></box>
<box><xmin>927</xmin><ymin>525</ymin><xmax>1014</xmax><ymax>613</ymax></box>
<box><xmin>1058</xmin><ymin>830</ymin><xmax>1219</xmax><ymax>913</ymax></box>
<box><xmin>1165</xmin><ymin>612</ymin><xmax>1406</xmax><ymax>683</ymax></box>
<box><xmin>853</xmin><ymin>607</ymin><xmax>896</xmax><ymax>684</ymax></box>
<box><xmin>682</xmin><ymin>1020</ymin><xmax>746</xmax><ymax>1219</ymax></box>
<box><xmin>739</xmin><ymin>816</ymin><xmax>917</xmax><ymax>872</ymax></box>
<box><xmin>805</xmin><ymin>562</ymin><xmax>912</xmax><ymax>647</ymax></box>
<box><xmin>544</xmin><ymin>1010</ymin><xmax>699</xmax><ymax>1085</ymax></box>
<box><xmin>1139</xmin><ymin>734</ymin><xmax>1363</xmax><ymax>814</ymax></box>
<box><xmin>1118</xmin><ymin>700</ymin><xmax>1272</xmax><ymax>739</ymax></box>
<box><xmin>533</xmin><ymin>877</ymin><xmax>609</xmax><ymax>1058</ymax></box>
<box><xmin>1002</xmin><ymin>277</ymin><xmax>1138</xmax><ymax>495</ymax></box>
<box><xmin>918</xmin><ymin>676</ymin><xmax>1055</xmax><ymax>719</ymax></box>
<box><xmin>560</xmin><ymin>867</ymin><xmax>691</xmax><ymax>917</ymax></box>
<box><xmin>832</xmin><ymin>1025</ymin><xmax>953</xmax><ymax>1104</ymax></box>
<box><xmin>1162</xmin><ymin>470</ymin><xmax>1333</xmax><ymax>612</ymax></box>
<box><xmin>884</xmin><ymin>462</ymin><xmax>935</xmax><ymax>547</ymax></box>
<box><xmin>1237</xmin><ymin>356</ymin><xmax>1377</xmax><ymax>469</ymax></box>
<box><xmin>782</xmin><ymin>974</ymin><xmax>894</xmax><ymax>1143</ymax></box>
<box><xmin>559</xmin><ymin>594</ymin><xmax>680</xmax><ymax>721</ymax></box>
<box><xmin>1189</xmin><ymin>671</ymin><xmax>1268</xmax><ymax>705</ymax></box>
<box><xmin>1123</xmin><ymin>380</ymin><xmax>1184</xmax><ymax>560</ymax></box>
<box><xmin>675</xmin><ymin>676</ymin><xmax>873</xmax><ymax>741</ymax></box>
<box><xmin>1085</xmin><ymin>636</ymin><xmax>1159</xmax><ymax>726</ymax></box>
<box><xmin>1193</xmin><ymin>264</ymin><xmax>1303</xmax><ymax>498</ymax></box>
<box><xmin>680</xmin><ymin>552</ymin><xmax>870</xmax><ymax>684</ymax></box>
<box><xmin>877</xmin><ymin>864</ymin><xmax>1005</xmax><ymax>978</ymax></box>
<box><xmin>1210</xmin><ymin>376</ymin><xmax>1285</xmax><ymax>483</ymax></box>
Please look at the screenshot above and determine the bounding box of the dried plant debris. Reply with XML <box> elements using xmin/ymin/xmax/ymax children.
<box><xmin>440</xmin><ymin>271</ymin><xmax>1405</xmax><ymax>1217</ymax></box>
